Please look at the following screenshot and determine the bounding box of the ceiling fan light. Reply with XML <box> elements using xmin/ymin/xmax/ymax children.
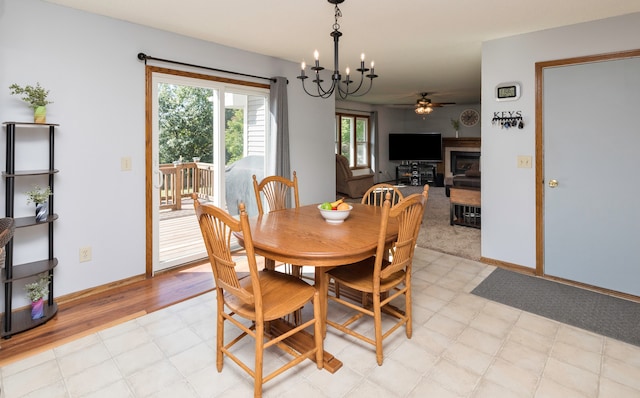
<box><xmin>415</xmin><ymin>105</ymin><xmax>433</xmax><ymax>115</ymax></box>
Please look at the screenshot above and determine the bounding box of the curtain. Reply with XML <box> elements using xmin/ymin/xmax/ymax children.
<box><xmin>370</xmin><ymin>110</ymin><xmax>379</xmax><ymax>179</ymax></box>
<box><xmin>269</xmin><ymin>77</ymin><xmax>290</xmax><ymax>179</ymax></box>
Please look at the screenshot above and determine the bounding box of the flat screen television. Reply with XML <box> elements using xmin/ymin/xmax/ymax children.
<box><xmin>388</xmin><ymin>133</ymin><xmax>442</xmax><ymax>162</ymax></box>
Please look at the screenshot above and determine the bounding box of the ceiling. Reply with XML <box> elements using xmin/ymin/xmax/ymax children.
<box><xmin>45</xmin><ymin>0</ymin><xmax>640</xmax><ymax>106</ymax></box>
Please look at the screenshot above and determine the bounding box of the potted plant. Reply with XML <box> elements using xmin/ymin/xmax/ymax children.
<box><xmin>450</xmin><ymin>118</ymin><xmax>460</xmax><ymax>138</ymax></box>
<box><xmin>25</xmin><ymin>273</ymin><xmax>51</xmax><ymax>319</ymax></box>
<box><xmin>25</xmin><ymin>185</ymin><xmax>53</xmax><ymax>222</ymax></box>
<box><xmin>8</xmin><ymin>82</ymin><xmax>53</xmax><ymax>123</ymax></box>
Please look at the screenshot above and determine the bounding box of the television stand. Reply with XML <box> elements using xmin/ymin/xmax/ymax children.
<box><xmin>396</xmin><ymin>163</ymin><xmax>436</xmax><ymax>186</ymax></box>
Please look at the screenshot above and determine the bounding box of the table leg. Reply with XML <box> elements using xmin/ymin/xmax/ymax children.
<box><xmin>264</xmin><ymin>258</ymin><xmax>275</xmax><ymax>271</ymax></box>
<box><xmin>315</xmin><ymin>267</ymin><xmax>328</xmax><ymax>337</ymax></box>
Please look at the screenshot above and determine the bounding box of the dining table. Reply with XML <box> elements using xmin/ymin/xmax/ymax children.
<box><xmin>234</xmin><ymin>202</ymin><xmax>398</xmax><ymax>373</ymax></box>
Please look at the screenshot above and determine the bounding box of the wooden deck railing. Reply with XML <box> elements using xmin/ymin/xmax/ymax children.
<box><xmin>159</xmin><ymin>162</ymin><xmax>214</xmax><ymax>210</ymax></box>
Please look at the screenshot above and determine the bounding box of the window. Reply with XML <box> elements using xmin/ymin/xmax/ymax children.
<box><xmin>336</xmin><ymin>113</ymin><xmax>370</xmax><ymax>169</ymax></box>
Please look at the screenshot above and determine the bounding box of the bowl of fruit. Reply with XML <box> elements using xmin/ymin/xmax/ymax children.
<box><xmin>318</xmin><ymin>198</ymin><xmax>352</xmax><ymax>224</ymax></box>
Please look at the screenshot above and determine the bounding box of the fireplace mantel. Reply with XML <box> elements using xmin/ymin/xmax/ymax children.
<box><xmin>442</xmin><ymin>137</ymin><xmax>481</xmax><ymax>149</ymax></box>
<box><xmin>441</xmin><ymin>137</ymin><xmax>481</xmax><ymax>176</ymax></box>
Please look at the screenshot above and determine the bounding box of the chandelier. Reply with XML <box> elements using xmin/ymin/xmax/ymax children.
<box><xmin>297</xmin><ymin>0</ymin><xmax>378</xmax><ymax>99</ymax></box>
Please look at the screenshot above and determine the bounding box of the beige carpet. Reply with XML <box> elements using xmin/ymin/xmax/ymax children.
<box><xmin>400</xmin><ymin>185</ymin><xmax>481</xmax><ymax>261</ymax></box>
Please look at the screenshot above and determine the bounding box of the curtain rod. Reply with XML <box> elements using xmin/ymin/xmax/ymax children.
<box><xmin>137</xmin><ymin>52</ymin><xmax>276</xmax><ymax>83</ymax></box>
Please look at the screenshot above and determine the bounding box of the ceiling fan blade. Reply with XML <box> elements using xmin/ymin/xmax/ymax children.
<box><xmin>389</xmin><ymin>92</ymin><xmax>456</xmax><ymax>109</ymax></box>
<box><xmin>430</xmin><ymin>102</ymin><xmax>456</xmax><ymax>107</ymax></box>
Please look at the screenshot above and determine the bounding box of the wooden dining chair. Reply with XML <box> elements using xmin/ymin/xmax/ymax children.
<box><xmin>193</xmin><ymin>197</ymin><xmax>323</xmax><ymax>397</ymax></box>
<box><xmin>361</xmin><ymin>183</ymin><xmax>404</xmax><ymax>207</ymax></box>
<box><xmin>326</xmin><ymin>185</ymin><xmax>429</xmax><ymax>366</ymax></box>
<box><xmin>252</xmin><ymin>171</ymin><xmax>300</xmax><ymax>215</ymax></box>
<box><xmin>252</xmin><ymin>171</ymin><xmax>304</xmax><ymax>279</ymax></box>
<box><xmin>335</xmin><ymin>183</ymin><xmax>405</xmax><ymax>305</ymax></box>
<box><xmin>333</xmin><ymin>183</ymin><xmax>407</xmax><ymax>306</ymax></box>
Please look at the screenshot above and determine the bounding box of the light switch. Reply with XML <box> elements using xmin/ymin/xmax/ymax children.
<box><xmin>517</xmin><ymin>155</ymin><xmax>532</xmax><ymax>168</ymax></box>
<box><xmin>121</xmin><ymin>157</ymin><xmax>132</xmax><ymax>171</ymax></box>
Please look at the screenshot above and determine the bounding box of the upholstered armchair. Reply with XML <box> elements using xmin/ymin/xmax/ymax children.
<box><xmin>335</xmin><ymin>154</ymin><xmax>374</xmax><ymax>198</ymax></box>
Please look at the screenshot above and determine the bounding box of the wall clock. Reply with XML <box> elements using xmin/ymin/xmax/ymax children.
<box><xmin>495</xmin><ymin>82</ymin><xmax>521</xmax><ymax>101</ymax></box>
<box><xmin>460</xmin><ymin>109</ymin><xmax>479</xmax><ymax>127</ymax></box>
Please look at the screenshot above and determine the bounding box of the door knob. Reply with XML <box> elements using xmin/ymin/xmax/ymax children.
<box><xmin>548</xmin><ymin>179</ymin><xmax>558</xmax><ymax>188</ymax></box>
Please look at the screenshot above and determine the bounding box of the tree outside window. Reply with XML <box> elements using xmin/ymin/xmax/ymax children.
<box><xmin>158</xmin><ymin>84</ymin><xmax>245</xmax><ymax>165</ymax></box>
<box><xmin>158</xmin><ymin>84</ymin><xmax>214</xmax><ymax>164</ymax></box>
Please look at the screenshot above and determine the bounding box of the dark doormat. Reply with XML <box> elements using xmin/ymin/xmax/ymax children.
<box><xmin>472</xmin><ymin>268</ymin><xmax>640</xmax><ymax>347</ymax></box>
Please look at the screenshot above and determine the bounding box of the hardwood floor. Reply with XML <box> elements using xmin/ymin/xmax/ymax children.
<box><xmin>0</xmin><ymin>200</ymin><xmax>256</xmax><ymax>367</ymax></box>
<box><xmin>159</xmin><ymin>204</ymin><xmax>206</xmax><ymax>266</ymax></box>
<box><xmin>0</xmin><ymin>261</ymin><xmax>216</xmax><ymax>366</ymax></box>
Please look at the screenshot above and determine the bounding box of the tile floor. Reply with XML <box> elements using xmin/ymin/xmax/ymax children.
<box><xmin>2</xmin><ymin>247</ymin><xmax>640</xmax><ymax>397</ymax></box>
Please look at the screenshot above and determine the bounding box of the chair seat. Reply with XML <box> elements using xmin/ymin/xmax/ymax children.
<box><xmin>328</xmin><ymin>258</ymin><xmax>406</xmax><ymax>294</ymax></box>
<box><xmin>226</xmin><ymin>270</ymin><xmax>316</xmax><ymax>321</ymax></box>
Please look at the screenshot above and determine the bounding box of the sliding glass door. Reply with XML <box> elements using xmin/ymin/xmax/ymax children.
<box><xmin>147</xmin><ymin>68</ymin><xmax>269</xmax><ymax>274</ymax></box>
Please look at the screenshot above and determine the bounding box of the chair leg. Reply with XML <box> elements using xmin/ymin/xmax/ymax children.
<box><xmin>312</xmin><ymin>291</ymin><xmax>324</xmax><ymax>369</ymax></box>
<box><xmin>216</xmin><ymin>300</ymin><xmax>225</xmax><ymax>372</ymax></box>
<box><xmin>373</xmin><ymin>293</ymin><xmax>384</xmax><ymax>366</ymax></box>
<box><xmin>292</xmin><ymin>266</ymin><xmax>304</xmax><ymax>324</ymax></box>
<box><xmin>254</xmin><ymin>321</ymin><xmax>264</xmax><ymax>398</ymax></box>
<box><xmin>406</xmin><ymin>282</ymin><xmax>412</xmax><ymax>339</ymax></box>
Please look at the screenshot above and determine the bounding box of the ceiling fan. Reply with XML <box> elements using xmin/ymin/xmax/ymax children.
<box><xmin>414</xmin><ymin>92</ymin><xmax>455</xmax><ymax>114</ymax></box>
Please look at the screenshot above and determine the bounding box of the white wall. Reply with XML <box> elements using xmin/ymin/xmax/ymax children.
<box><xmin>0</xmin><ymin>0</ymin><xmax>335</xmax><ymax>304</ymax></box>
<box><xmin>481</xmin><ymin>12</ymin><xmax>640</xmax><ymax>268</ymax></box>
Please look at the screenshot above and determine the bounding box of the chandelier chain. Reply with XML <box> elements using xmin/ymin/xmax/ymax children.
<box><xmin>333</xmin><ymin>4</ymin><xmax>341</xmax><ymax>31</ymax></box>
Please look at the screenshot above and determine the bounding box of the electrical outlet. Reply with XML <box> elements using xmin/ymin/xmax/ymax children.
<box><xmin>121</xmin><ymin>157</ymin><xmax>132</xmax><ymax>171</ymax></box>
<box><xmin>517</xmin><ymin>155</ymin><xmax>532</xmax><ymax>168</ymax></box>
<box><xmin>79</xmin><ymin>246</ymin><xmax>92</xmax><ymax>262</ymax></box>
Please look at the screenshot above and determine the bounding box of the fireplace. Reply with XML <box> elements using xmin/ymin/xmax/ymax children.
<box><xmin>451</xmin><ymin>151</ymin><xmax>480</xmax><ymax>175</ymax></box>
<box><xmin>442</xmin><ymin>138</ymin><xmax>481</xmax><ymax>178</ymax></box>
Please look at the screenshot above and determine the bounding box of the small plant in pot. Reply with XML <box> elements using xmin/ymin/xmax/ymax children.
<box><xmin>450</xmin><ymin>118</ymin><xmax>460</xmax><ymax>138</ymax></box>
<box><xmin>25</xmin><ymin>273</ymin><xmax>51</xmax><ymax>320</ymax></box>
<box><xmin>8</xmin><ymin>82</ymin><xmax>53</xmax><ymax>123</ymax></box>
<box><xmin>25</xmin><ymin>185</ymin><xmax>52</xmax><ymax>222</ymax></box>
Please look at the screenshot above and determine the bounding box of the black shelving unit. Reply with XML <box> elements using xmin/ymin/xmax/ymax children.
<box><xmin>396</xmin><ymin>163</ymin><xmax>436</xmax><ymax>186</ymax></box>
<box><xmin>2</xmin><ymin>122</ymin><xmax>59</xmax><ymax>338</ymax></box>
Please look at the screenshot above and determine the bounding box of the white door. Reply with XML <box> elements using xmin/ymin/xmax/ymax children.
<box><xmin>149</xmin><ymin>70</ymin><xmax>269</xmax><ymax>274</ymax></box>
<box><xmin>542</xmin><ymin>55</ymin><xmax>640</xmax><ymax>295</ymax></box>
